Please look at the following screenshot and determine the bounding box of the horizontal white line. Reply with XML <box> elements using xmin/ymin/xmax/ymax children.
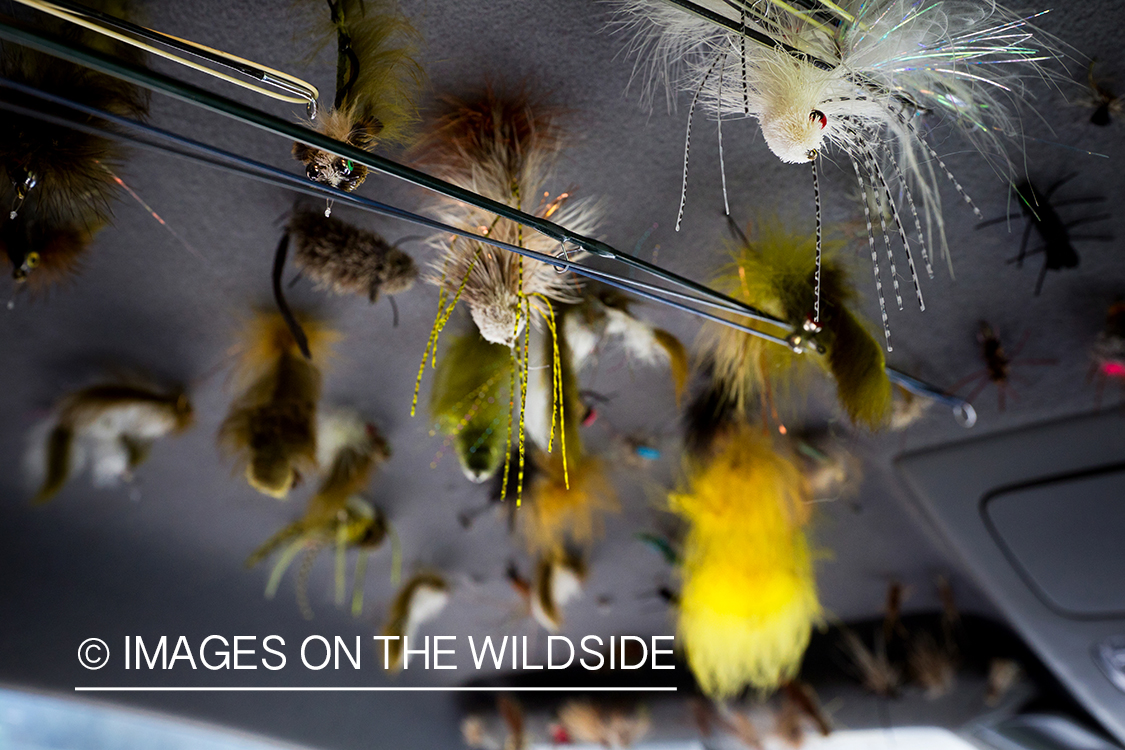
<box><xmin>74</xmin><ymin>686</ymin><xmax>677</xmax><ymax>692</ymax></box>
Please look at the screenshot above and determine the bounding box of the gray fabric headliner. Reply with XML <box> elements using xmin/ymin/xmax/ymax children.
<box><xmin>1</xmin><ymin>0</ymin><xmax>1123</xmax><ymax>747</ymax></box>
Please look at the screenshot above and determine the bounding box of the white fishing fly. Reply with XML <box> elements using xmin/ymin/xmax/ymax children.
<box><xmin>614</xmin><ymin>0</ymin><xmax>1065</xmax><ymax>349</ymax></box>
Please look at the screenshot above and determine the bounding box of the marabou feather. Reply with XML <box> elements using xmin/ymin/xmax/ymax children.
<box><xmin>699</xmin><ymin>217</ymin><xmax>891</xmax><ymax>428</ymax></box>
<box><xmin>218</xmin><ymin>311</ymin><xmax>337</xmax><ymax>499</ymax></box>
<box><xmin>26</xmin><ymin>380</ymin><xmax>193</xmax><ymax>503</ymax></box>
<box><xmin>520</xmin><ymin>451</ymin><xmax>617</xmax><ymax>556</ymax></box>
<box><xmin>670</xmin><ymin>422</ymin><xmax>821</xmax><ymax>698</ymax></box>
<box><xmin>615</xmin><ymin>0</ymin><xmax>1065</xmax><ymax>261</ymax></box>
<box><xmin>288</xmin><ymin>207</ymin><xmax>417</xmax><ymax>302</ymax></box>
<box><xmin>1093</xmin><ymin>302</ymin><xmax>1125</xmax><ymax>388</ymax></box>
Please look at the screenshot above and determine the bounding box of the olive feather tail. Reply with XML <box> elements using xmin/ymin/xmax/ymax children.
<box><xmin>829</xmin><ymin>308</ymin><xmax>892</xmax><ymax>427</ymax></box>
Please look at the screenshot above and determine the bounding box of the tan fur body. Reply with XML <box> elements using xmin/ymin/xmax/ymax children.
<box><xmin>288</xmin><ymin>207</ymin><xmax>416</xmax><ymax>301</ymax></box>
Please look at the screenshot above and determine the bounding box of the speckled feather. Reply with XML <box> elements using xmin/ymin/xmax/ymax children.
<box><xmin>414</xmin><ymin>89</ymin><xmax>602</xmax><ymax>346</ymax></box>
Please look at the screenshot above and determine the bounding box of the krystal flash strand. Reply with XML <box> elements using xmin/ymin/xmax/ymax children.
<box><xmin>618</xmin><ymin>0</ymin><xmax>1063</xmax><ymax>349</ymax></box>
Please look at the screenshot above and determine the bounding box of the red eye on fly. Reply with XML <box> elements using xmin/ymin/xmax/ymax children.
<box><xmin>810</xmin><ymin>110</ymin><xmax>827</xmax><ymax>129</ymax></box>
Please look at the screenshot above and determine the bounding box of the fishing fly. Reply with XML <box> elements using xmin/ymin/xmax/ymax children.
<box><xmin>287</xmin><ymin>206</ymin><xmax>417</xmax><ymax>303</ymax></box>
<box><xmin>670</xmin><ymin>420</ymin><xmax>821</xmax><ymax>698</ymax></box>
<box><xmin>293</xmin><ymin>0</ymin><xmax>423</xmax><ymax>204</ymax></box>
<box><xmin>411</xmin><ymin>89</ymin><xmax>602</xmax><ymax>505</ymax></box>
<box><xmin>976</xmin><ymin>174</ymin><xmax>1110</xmax><ymax>295</ymax></box>
<box><xmin>379</xmin><ymin>571</ymin><xmax>450</xmax><ymax>671</ymax></box>
<box><xmin>462</xmin><ymin>697</ymin><xmax>529</xmax><ymax>750</ymax></box>
<box><xmin>562</xmin><ymin>289</ymin><xmax>690</xmax><ymax>406</ymax></box>
<box><xmin>218</xmin><ymin>311</ymin><xmax>336</xmax><ymax>499</ymax></box>
<box><xmin>948</xmin><ymin>321</ymin><xmax>1056</xmax><ymax>412</ymax></box>
<box><xmin>907</xmin><ymin>577</ymin><xmax>961</xmax><ymax>699</ymax></box>
<box><xmin>615</xmin><ymin>0</ymin><xmax>1065</xmax><ymax>348</ymax></box>
<box><xmin>428</xmin><ymin>329</ymin><xmax>515</xmax><ymax>484</ymax></box>
<box><xmin>556</xmin><ymin>700</ymin><xmax>651</xmax><ymax>748</ymax></box>
<box><xmin>696</xmin><ymin>215</ymin><xmax>892</xmax><ymax>431</ymax></box>
<box><xmin>1091</xmin><ymin>301</ymin><xmax>1125</xmax><ymax>406</ymax></box>
<box><xmin>1</xmin><ymin>0</ymin><xmax>148</xmax><ymax>290</ymax></box>
<box><xmin>527</xmin><ymin>549</ymin><xmax>587</xmax><ymax>633</ymax></box>
<box><xmin>270</xmin><ymin>205</ymin><xmax>418</xmax><ymax>356</ymax></box>
<box><xmin>1084</xmin><ymin>59</ymin><xmax>1121</xmax><ymax>126</ymax></box>
<box><xmin>245</xmin><ymin>409</ymin><xmax>397</xmax><ymax>619</ymax></box>
<box><xmin>25</xmin><ymin>379</ymin><xmax>193</xmax><ymax>503</ymax></box>
<box><xmin>838</xmin><ymin>581</ymin><xmax>908</xmax><ymax>697</ymax></box>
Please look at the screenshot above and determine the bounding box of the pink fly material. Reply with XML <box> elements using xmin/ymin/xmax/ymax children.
<box><xmin>1102</xmin><ymin>362</ymin><xmax>1125</xmax><ymax>378</ymax></box>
